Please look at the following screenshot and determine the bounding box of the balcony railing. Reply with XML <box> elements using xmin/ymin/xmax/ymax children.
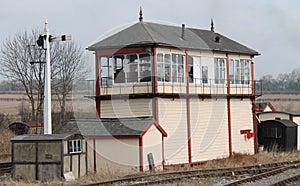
<box><xmin>91</xmin><ymin>77</ymin><xmax>263</xmax><ymax>97</ymax></box>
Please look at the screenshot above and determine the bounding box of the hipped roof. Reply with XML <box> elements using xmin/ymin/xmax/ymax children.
<box><xmin>60</xmin><ymin>117</ymin><xmax>167</xmax><ymax>138</ymax></box>
<box><xmin>87</xmin><ymin>21</ymin><xmax>259</xmax><ymax>56</ymax></box>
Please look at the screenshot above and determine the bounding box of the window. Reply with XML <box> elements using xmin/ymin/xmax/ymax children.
<box><xmin>69</xmin><ymin>139</ymin><xmax>82</xmax><ymax>154</ymax></box>
<box><xmin>202</xmin><ymin>66</ymin><xmax>208</xmax><ymax>84</ymax></box>
<box><xmin>241</xmin><ymin>59</ymin><xmax>250</xmax><ymax>84</ymax></box>
<box><xmin>139</xmin><ymin>53</ymin><xmax>151</xmax><ymax>82</ymax></box>
<box><xmin>125</xmin><ymin>54</ymin><xmax>138</xmax><ymax>82</ymax></box>
<box><xmin>214</xmin><ymin>58</ymin><xmax>225</xmax><ymax>84</ymax></box>
<box><xmin>188</xmin><ymin>56</ymin><xmax>194</xmax><ymax>83</ymax></box>
<box><xmin>114</xmin><ymin>55</ymin><xmax>125</xmax><ymax>83</ymax></box>
<box><xmin>230</xmin><ymin>59</ymin><xmax>250</xmax><ymax>84</ymax></box>
<box><xmin>100</xmin><ymin>57</ymin><xmax>113</xmax><ymax>85</ymax></box>
<box><xmin>157</xmin><ymin>53</ymin><xmax>185</xmax><ymax>83</ymax></box>
<box><xmin>100</xmin><ymin>53</ymin><xmax>152</xmax><ymax>85</ymax></box>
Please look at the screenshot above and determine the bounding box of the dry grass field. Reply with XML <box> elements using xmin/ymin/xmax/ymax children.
<box><xmin>0</xmin><ymin>93</ymin><xmax>299</xmax><ymax>115</ymax></box>
<box><xmin>0</xmin><ymin>93</ymin><xmax>300</xmax><ymax>185</ymax></box>
<box><xmin>0</xmin><ymin>93</ymin><xmax>96</xmax><ymax>116</ymax></box>
<box><xmin>256</xmin><ymin>94</ymin><xmax>300</xmax><ymax>112</ymax></box>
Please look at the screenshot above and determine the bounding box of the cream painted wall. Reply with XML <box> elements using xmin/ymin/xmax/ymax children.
<box><xmin>158</xmin><ymin>98</ymin><xmax>188</xmax><ymax>165</ymax></box>
<box><xmin>190</xmin><ymin>99</ymin><xmax>229</xmax><ymax>162</ymax></box>
<box><xmin>86</xmin><ymin>140</ymin><xmax>94</xmax><ymax>173</ymax></box>
<box><xmin>93</xmin><ymin>138</ymin><xmax>140</xmax><ymax>174</ymax></box>
<box><xmin>142</xmin><ymin>125</ymin><xmax>163</xmax><ymax>171</ymax></box>
<box><xmin>258</xmin><ymin>112</ymin><xmax>290</xmax><ymax>121</ymax></box>
<box><xmin>231</xmin><ymin>99</ymin><xmax>255</xmax><ymax>154</ymax></box>
<box><xmin>101</xmin><ymin>98</ymin><xmax>152</xmax><ymax>118</ymax></box>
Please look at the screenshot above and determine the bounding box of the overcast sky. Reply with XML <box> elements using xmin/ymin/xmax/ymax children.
<box><xmin>1</xmin><ymin>0</ymin><xmax>299</xmax><ymax>79</ymax></box>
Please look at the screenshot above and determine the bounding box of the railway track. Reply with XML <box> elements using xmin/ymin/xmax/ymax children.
<box><xmin>224</xmin><ymin>163</ymin><xmax>300</xmax><ymax>185</ymax></box>
<box><xmin>83</xmin><ymin>160</ymin><xmax>300</xmax><ymax>186</ymax></box>
<box><xmin>0</xmin><ymin>162</ymin><xmax>12</xmax><ymax>176</ymax></box>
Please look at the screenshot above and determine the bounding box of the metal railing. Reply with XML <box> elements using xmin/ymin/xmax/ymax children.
<box><xmin>89</xmin><ymin>77</ymin><xmax>263</xmax><ymax>97</ymax></box>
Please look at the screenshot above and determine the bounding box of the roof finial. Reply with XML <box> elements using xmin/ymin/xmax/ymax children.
<box><xmin>211</xmin><ymin>18</ymin><xmax>214</xmax><ymax>32</ymax></box>
<box><xmin>139</xmin><ymin>7</ymin><xmax>143</xmax><ymax>22</ymax></box>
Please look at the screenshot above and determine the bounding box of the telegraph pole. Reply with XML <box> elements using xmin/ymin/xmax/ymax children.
<box><xmin>44</xmin><ymin>20</ymin><xmax>52</xmax><ymax>134</ymax></box>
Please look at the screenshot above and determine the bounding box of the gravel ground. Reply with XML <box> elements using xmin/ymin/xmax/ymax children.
<box><xmin>204</xmin><ymin>168</ymin><xmax>300</xmax><ymax>186</ymax></box>
<box><xmin>167</xmin><ymin>168</ymin><xmax>300</xmax><ymax>186</ymax></box>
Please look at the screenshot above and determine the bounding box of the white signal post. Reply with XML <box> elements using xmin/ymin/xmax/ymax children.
<box><xmin>43</xmin><ymin>21</ymin><xmax>71</xmax><ymax>135</ymax></box>
<box><xmin>44</xmin><ymin>20</ymin><xmax>52</xmax><ymax>134</ymax></box>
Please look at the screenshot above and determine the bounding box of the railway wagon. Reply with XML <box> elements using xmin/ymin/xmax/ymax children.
<box><xmin>258</xmin><ymin>119</ymin><xmax>298</xmax><ymax>151</ymax></box>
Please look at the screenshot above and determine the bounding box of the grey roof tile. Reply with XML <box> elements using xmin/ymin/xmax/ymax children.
<box><xmin>60</xmin><ymin>117</ymin><xmax>154</xmax><ymax>137</ymax></box>
<box><xmin>88</xmin><ymin>21</ymin><xmax>259</xmax><ymax>56</ymax></box>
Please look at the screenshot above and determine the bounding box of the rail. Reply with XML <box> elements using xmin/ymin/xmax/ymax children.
<box><xmin>0</xmin><ymin>162</ymin><xmax>12</xmax><ymax>176</ymax></box>
<box><xmin>82</xmin><ymin>160</ymin><xmax>300</xmax><ymax>186</ymax></box>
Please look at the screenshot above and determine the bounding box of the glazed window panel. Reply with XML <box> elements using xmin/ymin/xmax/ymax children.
<box><xmin>139</xmin><ymin>53</ymin><xmax>151</xmax><ymax>82</ymax></box>
<box><xmin>126</xmin><ymin>54</ymin><xmax>138</xmax><ymax>82</ymax></box>
<box><xmin>241</xmin><ymin>59</ymin><xmax>250</xmax><ymax>84</ymax></box>
<box><xmin>114</xmin><ymin>55</ymin><xmax>125</xmax><ymax>83</ymax></box>
<box><xmin>202</xmin><ymin>66</ymin><xmax>208</xmax><ymax>84</ymax></box>
<box><xmin>188</xmin><ymin>56</ymin><xmax>194</xmax><ymax>83</ymax></box>
<box><xmin>156</xmin><ymin>53</ymin><xmax>185</xmax><ymax>83</ymax></box>
<box><xmin>193</xmin><ymin>56</ymin><xmax>202</xmax><ymax>84</ymax></box>
<box><xmin>69</xmin><ymin>139</ymin><xmax>82</xmax><ymax>154</ymax></box>
<box><xmin>235</xmin><ymin>59</ymin><xmax>241</xmax><ymax>84</ymax></box>
<box><xmin>100</xmin><ymin>56</ymin><xmax>113</xmax><ymax>85</ymax></box>
<box><xmin>214</xmin><ymin>58</ymin><xmax>226</xmax><ymax>84</ymax></box>
<box><xmin>230</xmin><ymin>59</ymin><xmax>250</xmax><ymax>84</ymax></box>
<box><xmin>165</xmin><ymin>54</ymin><xmax>171</xmax><ymax>82</ymax></box>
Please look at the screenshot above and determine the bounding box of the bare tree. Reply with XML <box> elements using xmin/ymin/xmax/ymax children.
<box><xmin>51</xmin><ymin>41</ymin><xmax>87</xmax><ymax>123</ymax></box>
<box><xmin>0</xmin><ymin>30</ymin><xmax>44</xmax><ymax>121</ymax></box>
<box><xmin>0</xmin><ymin>29</ymin><xmax>87</xmax><ymax>124</ymax></box>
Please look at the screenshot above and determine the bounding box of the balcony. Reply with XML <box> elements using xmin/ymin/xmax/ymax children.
<box><xmin>94</xmin><ymin>77</ymin><xmax>263</xmax><ymax>98</ymax></box>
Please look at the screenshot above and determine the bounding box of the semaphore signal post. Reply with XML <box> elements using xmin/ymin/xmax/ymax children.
<box><xmin>37</xmin><ymin>20</ymin><xmax>71</xmax><ymax>134</ymax></box>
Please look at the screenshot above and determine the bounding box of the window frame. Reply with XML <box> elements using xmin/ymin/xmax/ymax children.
<box><xmin>229</xmin><ymin>59</ymin><xmax>251</xmax><ymax>85</ymax></box>
<box><xmin>69</xmin><ymin>139</ymin><xmax>82</xmax><ymax>154</ymax></box>
<box><xmin>99</xmin><ymin>53</ymin><xmax>152</xmax><ymax>85</ymax></box>
<box><xmin>214</xmin><ymin>58</ymin><xmax>226</xmax><ymax>84</ymax></box>
<box><xmin>157</xmin><ymin>53</ymin><xmax>185</xmax><ymax>83</ymax></box>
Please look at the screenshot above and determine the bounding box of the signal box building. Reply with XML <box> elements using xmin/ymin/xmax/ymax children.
<box><xmin>86</xmin><ymin>12</ymin><xmax>260</xmax><ymax>173</ymax></box>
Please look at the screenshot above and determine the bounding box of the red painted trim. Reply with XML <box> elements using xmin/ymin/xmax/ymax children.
<box><xmin>96</xmin><ymin>47</ymin><xmax>145</xmax><ymax>56</ymax></box>
<box><xmin>163</xmin><ymin>163</ymin><xmax>189</xmax><ymax>168</ymax></box>
<box><xmin>185</xmin><ymin>51</ymin><xmax>192</xmax><ymax>164</ymax></box>
<box><xmin>190</xmin><ymin>160</ymin><xmax>207</xmax><ymax>165</ymax></box>
<box><xmin>95</xmin><ymin>54</ymin><xmax>100</xmax><ymax>117</ymax></box>
<box><xmin>155</xmin><ymin>97</ymin><xmax>159</xmax><ymax>122</ymax></box>
<box><xmin>267</xmin><ymin>102</ymin><xmax>276</xmax><ymax>111</ymax></box>
<box><xmin>139</xmin><ymin>137</ymin><xmax>143</xmax><ymax>171</ymax></box>
<box><xmin>93</xmin><ymin>139</ymin><xmax>97</xmax><ymax>173</ymax></box>
<box><xmin>227</xmin><ymin>98</ymin><xmax>233</xmax><ymax>157</ymax></box>
<box><xmin>251</xmin><ymin>99</ymin><xmax>258</xmax><ymax>153</ymax></box>
<box><xmin>251</xmin><ymin>58</ymin><xmax>255</xmax><ymax>95</ymax></box>
<box><xmin>153</xmin><ymin>47</ymin><xmax>158</xmax><ymax>94</ymax></box>
<box><xmin>290</xmin><ymin>115</ymin><xmax>294</xmax><ymax>121</ymax></box>
<box><xmin>140</xmin><ymin>119</ymin><xmax>167</xmax><ymax>137</ymax></box>
<box><xmin>226</xmin><ymin>53</ymin><xmax>230</xmax><ymax>95</ymax></box>
<box><xmin>153</xmin><ymin>122</ymin><xmax>168</xmax><ymax>137</ymax></box>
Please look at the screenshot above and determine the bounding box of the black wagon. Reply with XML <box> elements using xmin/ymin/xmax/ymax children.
<box><xmin>257</xmin><ymin>119</ymin><xmax>298</xmax><ymax>151</ymax></box>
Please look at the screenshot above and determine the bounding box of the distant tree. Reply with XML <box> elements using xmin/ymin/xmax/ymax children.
<box><xmin>277</xmin><ymin>73</ymin><xmax>290</xmax><ymax>90</ymax></box>
<box><xmin>260</xmin><ymin>74</ymin><xmax>276</xmax><ymax>91</ymax></box>
<box><xmin>0</xmin><ymin>29</ymin><xmax>87</xmax><ymax>123</ymax></box>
